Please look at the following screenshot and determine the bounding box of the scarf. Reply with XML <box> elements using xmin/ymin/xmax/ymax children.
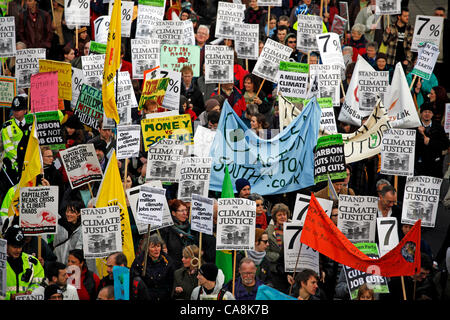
<box><xmin>274</xmin><ymin>225</ymin><xmax>283</xmax><ymax>248</ymax></box>
<box><xmin>247</xmin><ymin>250</ymin><xmax>266</xmax><ymax>266</ymax></box>
<box><xmin>172</xmin><ymin>217</ymin><xmax>195</xmax><ymax>244</ymax></box>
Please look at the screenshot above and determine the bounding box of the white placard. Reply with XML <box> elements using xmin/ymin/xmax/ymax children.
<box><xmin>411</xmin><ymin>15</ymin><xmax>444</xmax><ymax>52</ymax></box>
<box><xmin>316</xmin><ymin>33</ymin><xmax>345</xmax><ymax>68</ymax></box>
<box><xmin>146</xmin><ymin>138</ymin><xmax>184</xmax><ymax>182</ymax></box>
<box><xmin>216</xmin><ymin>198</ymin><xmax>256</xmax><ymax>251</ymax></box>
<box><xmin>177</xmin><ymin>157</ymin><xmax>212</xmax><ymax>202</ymax></box>
<box><xmin>108</xmin><ymin>0</ymin><xmax>134</xmax><ymax>37</ymax></box>
<box><xmin>292</xmin><ymin>193</ymin><xmax>333</xmax><ymax>225</ymax></box>
<box><xmin>357</xmin><ymin>70</ymin><xmax>389</xmax><ymax>116</ymax></box>
<box><xmin>0</xmin><ymin>17</ymin><xmax>16</xmax><ymax>58</ymax></box>
<box><xmin>15</xmin><ymin>48</ymin><xmax>46</xmax><ymax>89</ymax></box>
<box><xmin>337</xmin><ymin>195</ymin><xmax>378</xmax><ymax>243</ymax></box>
<box><xmin>81</xmin><ymin>206</ymin><xmax>122</xmax><ymax>258</ymax></box>
<box><xmin>71</xmin><ymin>67</ymin><xmax>85</xmax><ymax>110</ymax></box>
<box><xmin>137</xmin><ymin>185</ymin><xmax>167</xmax><ymax>227</ymax></box>
<box><xmin>65</xmin><ymin>0</ymin><xmax>90</xmax><ymax>26</ymax></box>
<box><xmin>380</xmin><ymin>128</ymin><xmax>416</xmax><ymax>177</ymax></box>
<box><xmin>81</xmin><ymin>54</ymin><xmax>105</xmax><ymax>90</ymax></box>
<box><xmin>284</xmin><ymin>221</ymin><xmax>319</xmax><ymax>273</ymax></box>
<box><xmin>131</xmin><ymin>38</ymin><xmax>160</xmax><ymax>80</ymax></box>
<box><xmin>253</xmin><ymin>38</ymin><xmax>292</xmax><ymax>83</ymax></box>
<box><xmin>116</xmin><ymin>125</ymin><xmax>141</xmax><ymax>160</ymax></box>
<box><xmin>215</xmin><ymin>2</ymin><xmax>245</xmax><ymax>40</ymax></box>
<box><xmin>93</xmin><ymin>15</ymin><xmax>111</xmax><ymax>44</ymax></box>
<box><xmin>234</xmin><ymin>23</ymin><xmax>259</xmax><ymax>60</ymax></box>
<box><xmin>402</xmin><ymin>176</ymin><xmax>442</xmax><ymax>228</ymax></box>
<box><xmin>296</xmin><ymin>14</ymin><xmax>323</xmax><ymax>52</ymax></box>
<box><xmin>135</xmin><ymin>4</ymin><xmax>165</xmax><ymax>39</ymax></box>
<box><xmin>191</xmin><ymin>194</ymin><xmax>214</xmax><ymax>235</ymax></box>
<box><xmin>160</xmin><ymin>68</ymin><xmax>181</xmax><ymax>110</ymax></box>
<box><xmin>376</xmin><ymin>217</ymin><xmax>399</xmax><ymax>257</ymax></box>
<box><xmin>205</xmin><ymin>45</ymin><xmax>235</xmax><ymax>84</ymax></box>
<box><xmin>193</xmin><ymin>126</ymin><xmax>217</xmax><ymax>158</ymax></box>
<box><xmin>309</xmin><ymin>64</ymin><xmax>341</xmax><ymax>106</ymax></box>
<box><xmin>411</xmin><ymin>42</ymin><xmax>439</xmax><ymax>81</ymax></box>
<box><xmin>375</xmin><ymin>0</ymin><xmax>401</xmax><ymax>15</ymax></box>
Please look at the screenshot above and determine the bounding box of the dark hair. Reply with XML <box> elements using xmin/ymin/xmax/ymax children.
<box><xmin>399</xmin><ymin>7</ymin><xmax>409</xmax><ymax>15</ymax></box>
<box><xmin>253</xmin><ymin>113</ymin><xmax>269</xmax><ymax>129</ymax></box>
<box><xmin>108</xmin><ymin>251</ymin><xmax>128</xmax><ymax>267</ymax></box>
<box><xmin>421</xmin><ymin>253</ymin><xmax>433</xmax><ymax>271</ymax></box>
<box><xmin>345</xmin><ymin>62</ymin><xmax>356</xmax><ymax>78</ymax></box>
<box><xmin>297</xmin><ymin>269</ymin><xmax>319</xmax><ymax>286</ymax></box>
<box><xmin>243</xmin><ymin>73</ymin><xmax>261</xmax><ymax>93</ymax></box>
<box><xmin>46</xmin><ymin>261</ymin><xmax>67</xmax><ymax>281</ymax></box>
<box><xmin>277</xmin><ymin>25</ymin><xmax>289</xmax><ymax>33</ymax></box>
<box><xmin>379</xmin><ymin>185</ymin><xmax>396</xmax><ymax>197</ymax></box>
<box><xmin>69</xmin><ymin>249</ymin><xmax>86</xmax><ymax>265</ymax></box>
<box><xmin>207</xmin><ymin>110</ymin><xmax>220</xmax><ymax>124</ymax></box>
<box><xmin>65</xmin><ymin>200</ymin><xmax>84</xmax><ymax>214</ymax></box>
<box><xmin>99</xmin><ymin>285</ymin><xmax>115</xmax><ymax>299</ymax></box>
<box><xmin>332</xmin><ymin>200</ymin><xmax>339</xmax><ymax>210</ymax></box>
<box><xmin>435</xmin><ymin>7</ymin><xmax>445</xmax><ymax>12</ymax></box>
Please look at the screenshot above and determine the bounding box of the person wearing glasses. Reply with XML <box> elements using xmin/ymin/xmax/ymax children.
<box><xmin>223</xmin><ymin>258</ymin><xmax>264</xmax><ymax>300</ymax></box>
<box><xmin>160</xmin><ymin>199</ymin><xmax>196</xmax><ymax>270</ymax></box>
<box><xmin>285</xmin><ymin>33</ymin><xmax>302</xmax><ymax>62</ymax></box>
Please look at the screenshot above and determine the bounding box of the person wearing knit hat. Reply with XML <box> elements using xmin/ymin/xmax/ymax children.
<box><xmin>191</xmin><ymin>263</ymin><xmax>235</xmax><ymax>300</ymax></box>
<box><xmin>235</xmin><ymin>178</ymin><xmax>251</xmax><ymax>198</ymax></box>
<box><xmin>198</xmin><ymin>98</ymin><xmax>221</xmax><ymax>127</ymax></box>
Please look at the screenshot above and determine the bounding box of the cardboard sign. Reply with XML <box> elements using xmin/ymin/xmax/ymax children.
<box><xmin>74</xmin><ymin>84</ymin><xmax>103</xmax><ymax>130</ymax></box>
<box><xmin>16</xmin><ymin>48</ymin><xmax>46</xmax><ymax>89</ymax></box>
<box><xmin>411</xmin><ymin>42</ymin><xmax>439</xmax><ymax>81</ymax></box>
<box><xmin>296</xmin><ymin>14</ymin><xmax>323</xmax><ymax>52</ymax></box>
<box><xmin>35</xmin><ymin>111</ymin><xmax>65</xmax><ymax>150</ymax></box>
<box><xmin>116</xmin><ymin>125</ymin><xmax>141</xmax><ymax>160</ymax></box>
<box><xmin>205</xmin><ymin>45</ymin><xmax>234</xmax><ymax>84</ymax></box>
<box><xmin>131</xmin><ymin>38</ymin><xmax>160</xmax><ymax>80</ymax></box>
<box><xmin>253</xmin><ymin>38</ymin><xmax>292</xmax><ymax>83</ymax></box>
<box><xmin>215</xmin><ymin>1</ymin><xmax>245</xmax><ymax>40</ymax></box>
<box><xmin>234</xmin><ymin>23</ymin><xmax>259</xmax><ymax>60</ymax></box>
<box><xmin>38</xmin><ymin>60</ymin><xmax>72</xmax><ymax>100</ymax></box>
<box><xmin>380</xmin><ymin>128</ymin><xmax>416</xmax><ymax>177</ymax></box>
<box><xmin>65</xmin><ymin>0</ymin><xmax>90</xmax><ymax>26</ymax></box>
<box><xmin>0</xmin><ymin>76</ymin><xmax>17</xmax><ymax>107</ymax></box>
<box><xmin>30</xmin><ymin>72</ymin><xmax>58</xmax><ymax>113</ymax></box>
<box><xmin>411</xmin><ymin>15</ymin><xmax>444</xmax><ymax>52</ymax></box>
<box><xmin>160</xmin><ymin>44</ymin><xmax>200</xmax><ymax>77</ymax></box>
<box><xmin>314</xmin><ymin>134</ymin><xmax>346</xmax><ymax>184</ymax></box>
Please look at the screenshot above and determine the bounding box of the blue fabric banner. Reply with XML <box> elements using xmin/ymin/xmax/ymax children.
<box><xmin>255</xmin><ymin>285</ymin><xmax>297</xmax><ymax>300</ymax></box>
<box><xmin>113</xmin><ymin>266</ymin><xmax>130</xmax><ymax>300</ymax></box>
<box><xmin>209</xmin><ymin>97</ymin><xmax>321</xmax><ymax>195</ymax></box>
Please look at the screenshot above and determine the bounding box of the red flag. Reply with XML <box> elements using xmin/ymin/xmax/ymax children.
<box><xmin>300</xmin><ymin>193</ymin><xmax>421</xmax><ymax>278</ymax></box>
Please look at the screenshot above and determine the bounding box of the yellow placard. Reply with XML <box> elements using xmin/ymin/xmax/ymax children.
<box><xmin>38</xmin><ymin>59</ymin><xmax>72</xmax><ymax>101</ymax></box>
<box><xmin>141</xmin><ymin>114</ymin><xmax>193</xmax><ymax>151</ymax></box>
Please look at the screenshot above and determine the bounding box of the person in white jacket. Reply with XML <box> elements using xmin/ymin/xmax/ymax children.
<box><xmin>190</xmin><ymin>263</ymin><xmax>235</xmax><ymax>300</ymax></box>
<box><xmin>32</xmin><ymin>261</ymin><xmax>79</xmax><ymax>300</ymax></box>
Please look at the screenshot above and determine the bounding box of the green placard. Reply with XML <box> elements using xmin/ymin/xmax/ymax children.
<box><xmin>314</xmin><ymin>133</ymin><xmax>346</xmax><ymax>183</ymax></box>
<box><xmin>35</xmin><ymin>111</ymin><xmax>66</xmax><ymax>150</ymax></box>
<box><xmin>279</xmin><ymin>61</ymin><xmax>309</xmax><ymax>73</ymax></box>
<box><xmin>89</xmin><ymin>41</ymin><xmax>107</xmax><ymax>55</ymax></box>
<box><xmin>160</xmin><ymin>44</ymin><xmax>201</xmax><ymax>77</ymax></box>
<box><xmin>138</xmin><ymin>0</ymin><xmax>165</xmax><ymax>6</ymax></box>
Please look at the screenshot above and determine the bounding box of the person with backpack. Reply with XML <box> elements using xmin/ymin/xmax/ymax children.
<box><xmin>190</xmin><ymin>263</ymin><xmax>235</xmax><ymax>300</ymax></box>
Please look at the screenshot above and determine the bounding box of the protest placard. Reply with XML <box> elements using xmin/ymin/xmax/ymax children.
<box><xmin>0</xmin><ymin>76</ymin><xmax>17</xmax><ymax>108</ymax></box>
<box><xmin>141</xmin><ymin>113</ymin><xmax>193</xmax><ymax>150</ymax></box>
<box><xmin>283</xmin><ymin>221</ymin><xmax>319</xmax><ymax>273</ymax></box>
<box><xmin>116</xmin><ymin>125</ymin><xmax>141</xmax><ymax>160</ymax></box>
<box><xmin>60</xmin><ymin>144</ymin><xmax>103</xmax><ymax>189</ymax></box>
<box><xmin>411</xmin><ymin>15</ymin><xmax>443</xmax><ymax>52</ymax></box>
<box><xmin>234</xmin><ymin>23</ymin><xmax>259</xmax><ymax>60</ymax></box>
<box><xmin>402</xmin><ymin>176</ymin><xmax>442</xmax><ymax>228</ymax></box>
<box><xmin>296</xmin><ymin>14</ymin><xmax>323</xmax><ymax>52</ymax></box>
<box><xmin>160</xmin><ymin>44</ymin><xmax>200</xmax><ymax>77</ymax></box>
<box><xmin>277</xmin><ymin>61</ymin><xmax>309</xmax><ymax>103</ymax></box>
<box><xmin>314</xmin><ymin>134</ymin><xmax>346</xmax><ymax>184</ymax></box>
<box><xmin>71</xmin><ymin>67</ymin><xmax>85</xmax><ymax>110</ymax></box>
<box><xmin>35</xmin><ymin>111</ymin><xmax>65</xmax><ymax>150</ymax></box>
<box><xmin>136</xmin><ymin>185</ymin><xmax>167</xmax><ymax>227</ymax></box>
<box><xmin>357</xmin><ymin>70</ymin><xmax>389</xmax><ymax>115</ymax></box>
<box><xmin>411</xmin><ymin>42</ymin><xmax>439</xmax><ymax>81</ymax></box>
<box><xmin>377</xmin><ymin>217</ymin><xmax>399</xmax><ymax>257</ymax></box>
<box><xmin>135</xmin><ymin>4</ymin><xmax>165</xmax><ymax>39</ymax></box>
<box><xmin>16</xmin><ymin>48</ymin><xmax>46</xmax><ymax>89</ymax></box>
<box><xmin>114</xmin><ymin>71</ymin><xmax>136</xmax><ymax>124</ymax></box>
<box><xmin>138</xmin><ymin>77</ymin><xmax>169</xmax><ymax>109</ymax></box>
<box><xmin>74</xmin><ymin>84</ymin><xmax>103</xmax><ymax>130</ymax></box>
<box><xmin>178</xmin><ymin>157</ymin><xmax>212</xmax><ymax>201</ymax></box>
<box><xmin>339</xmin><ymin>1</ymin><xmax>349</xmax><ymax>21</ymax></box>
<box><xmin>113</xmin><ymin>266</ymin><xmax>130</xmax><ymax>300</ymax></box>
<box><xmin>253</xmin><ymin>38</ymin><xmax>292</xmax><ymax>83</ymax></box>
<box><xmin>182</xmin><ymin>20</ymin><xmax>196</xmax><ymax>46</ymax></box>
<box><xmin>193</xmin><ymin>126</ymin><xmax>216</xmax><ymax>158</ymax></box>
<box><xmin>216</xmin><ymin>198</ymin><xmax>256</xmax><ymax>251</ymax></box>
<box><xmin>316</xmin><ymin>33</ymin><xmax>345</xmax><ymax>68</ymax></box>
<box><xmin>338</xmin><ymin>195</ymin><xmax>378</xmax><ymax>243</ymax></box>
<box><xmin>30</xmin><ymin>72</ymin><xmax>58</xmax><ymax>113</ymax></box>
<box><xmin>82</xmin><ymin>54</ymin><xmax>105</xmax><ymax>90</ymax></box>
<box><xmin>139</xmin><ymin>0</ymin><xmax>166</xmax><ymax>6</ymax></box>
<box><xmin>445</xmin><ymin>103</ymin><xmax>450</xmax><ymax>133</ymax></box>
<box><xmin>0</xmin><ymin>16</ymin><xmax>16</xmax><ymax>58</ymax></box>
<box><xmin>88</xmin><ymin>41</ymin><xmax>107</xmax><ymax>55</ymax></box>
<box><xmin>257</xmin><ymin>0</ymin><xmax>281</xmax><ymax>5</ymax></box>
<box><xmin>131</xmin><ymin>38</ymin><xmax>160</xmax><ymax>79</ymax></box>
<box><xmin>38</xmin><ymin>59</ymin><xmax>72</xmax><ymax>100</ymax></box>
<box><xmin>191</xmin><ymin>194</ymin><xmax>214</xmax><ymax>235</ymax></box>
<box><xmin>385</xmin><ymin>62</ymin><xmax>421</xmax><ymax>128</ymax></box>
<box><xmin>343</xmin><ymin>242</ymin><xmax>389</xmax><ymax>300</ymax></box>
<box><xmin>126</xmin><ymin>181</ymin><xmax>174</xmax><ymax>234</ymax></box>
<box><xmin>330</xmin><ymin>15</ymin><xmax>347</xmax><ymax>37</ymax></box>
<box><xmin>215</xmin><ymin>1</ymin><xmax>245</xmax><ymax>40</ymax></box>
<box><xmin>278</xmin><ymin>94</ymin><xmax>301</xmax><ymax>130</ymax></box>
<box><xmin>19</xmin><ymin>186</ymin><xmax>58</xmax><ymax>235</ymax></box>
<box><xmin>380</xmin><ymin>128</ymin><xmax>415</xmax><ymax>177</ymax></box>
<box><xmin>375</xmin><ymin>0</ymin><xmax>401</xmax><ymax>15</ymax></box>
<box><xmin>292</xmin><ymin>193</ymin><xmax>333</xmax><ymax>225</ymax></box>
<box><xmin>205</xmin><ymin>45</ymin><xmax>234</xmax><ymax>84</ymax></box>
<box><xmin>15</xmin><ymin>294</ymin><xmax>44</xmax><ymax>300</ymax></box>
<box><xmin>81</xmin><ymin>206</ymin><xmax>122</xmax><ymax>259</ymax></box>
<box><xmin>160</xmin><ymin>69</ymin><xmax>181</xmax><ymax>110</ymax></box>
<box><xmin>93</xmin><ymin>15</ymin><xmax>110</xmax><ymax>44</ymax></box>
<box><xmin>309</xmin><ymin>64</ymin><xmax>341</xmax><ymax>106</ymax></box>
<box><xmin>146</xmin><ymin>138</ymin><xmax>184</xmax><ymax>182</ymax></box>
<box><xmin>317</xmin><ymin>97</ymin><xmax>338</xmax><ymax>133</ymax></box>
<box><xmin>108</xmin><ymin>0</ymin><xmax>134</xmax><ymax>37</ymax></box>
<box><xmin>65</xmin><ymin>0</ymin><xmax>90</xmax><ymax>27</ymax></box>
<box><xmin>338</xmin><ymin>55</ymin><xmax>375</xmax><ymax>126</ymax></box>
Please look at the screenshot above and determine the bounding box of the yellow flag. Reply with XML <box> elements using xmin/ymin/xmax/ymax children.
<box><xmin>102</xmin><ymin>0</ymin><xmax>121</xmax><ymax>124</ymax></box>
<box><xmin>9</xmin><ymin>116</ymin><xmax>42</xmax><ymax>216</ymax></box>
<box><xmin>95</xmin><ymin>150</ymin><xmax>135</xmax><ymax>273</ymax></box>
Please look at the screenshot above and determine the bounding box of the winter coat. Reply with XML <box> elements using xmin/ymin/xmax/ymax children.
<box><xmin>172</xmin><ymin>267</ymin><xmax>198</xmax><ymax>300</ymax></box>
<box><xmin>190</xmin><ymin>269</ymin><xmax>235</xmax><ymax>300</ymax></box>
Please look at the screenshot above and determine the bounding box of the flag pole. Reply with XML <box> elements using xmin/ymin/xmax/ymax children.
<box><xmin>267</xmin><ymin>7</ymin><xmax>271</xmax><ymax>37</ymax></box>
<box><xmin>289</xmin><ymin>243</ymin><xmax>303</xmax><ymax>295</ymax></box>
<box><xmin>401</xmin><ymin>276</ymin><xmax>407</xmax><ymax>300</ymax></box>
<box><xmin>409</xmin><ymin>74</ymin><xmax>418</xmax><ymax>91</ymax></box>
<box><xmin>142</xmin><ymin>224</ymin><xmax>151</xmax><ymax>277</ymax></box>
<box><xmin>256</xmin><ymin>79</ymin><xmax>265</xmax><ymax>96</ymax></box>
<box><xmin>232</xmin><ymin>250</ymin><xmax>237</xmax><ymax>296</ymax></box>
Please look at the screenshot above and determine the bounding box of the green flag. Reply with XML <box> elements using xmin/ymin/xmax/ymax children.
<box><xmin>216</xmin><ymin>164</ymin><xmax>234</xmax><ymax>283</ymax></box>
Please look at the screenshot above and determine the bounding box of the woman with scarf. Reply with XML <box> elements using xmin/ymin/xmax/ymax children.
<box><xmin>265</xmin><ymin>203</ymin><xmax>291</xmax><ymax>293</ymax></box>
<box><xmin>160</xmin><ymin>199</ymin><xmax>196</xmax><ymax>270</ymax></box>
<box><xmin>172</xmin><ymin>245</ymin><xmax>204</xmax><ymax>300</ymax></box>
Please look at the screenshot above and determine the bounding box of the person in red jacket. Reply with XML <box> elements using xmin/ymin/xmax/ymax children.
<box><xmin>210</xmin><ymin>83</ymin><xmax>247</xmax><ymax>117</ymax></box>
<box><xmin>67</xmin><ymin>249</ymin><xmax>100</xmax><ymax>301</ymax></box>
<box><xmin>349</xmin><ymin>23</ymin><xmax>367</xmax><ymax>62</ymax></box>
